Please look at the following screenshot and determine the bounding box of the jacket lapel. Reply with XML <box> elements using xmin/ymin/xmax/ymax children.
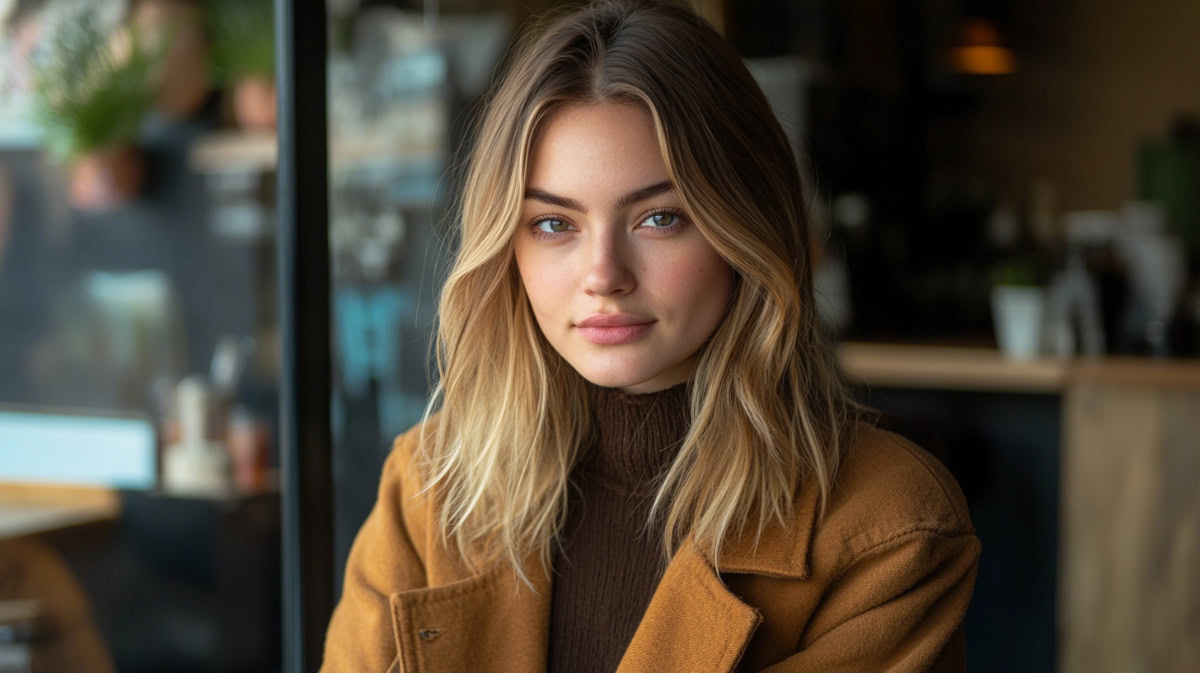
<box><xmin>616</xmin><ymin>537</ymin><xmax>763</xmax><ymax>673</ymax></box>
<box><xmin>617</xmin><ymin>477</ymin><xmax>820</xmax><ymax>673</ymax></box>
<box><xmin>388</xmin><ymin>479</ymin><xmax>819</xmax><ymax>673</ymax></box>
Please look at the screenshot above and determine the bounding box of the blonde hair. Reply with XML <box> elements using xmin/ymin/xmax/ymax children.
<box><xmin>419</xmin><ymin>0</ymin><xmax>869</xmax><ymax>581</ymax></box>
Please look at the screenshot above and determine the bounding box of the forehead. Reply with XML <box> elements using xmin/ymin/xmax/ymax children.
<box><xmin>525</xmin><ymin>103</ymin><xmax>673</xmax><ymax>204</ymax></box>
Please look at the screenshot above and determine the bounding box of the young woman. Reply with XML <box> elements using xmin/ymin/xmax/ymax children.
<box><xmin>321</xmin><ymin>2</ymin><xmax>980</xmax><ymax>672</ymax></box>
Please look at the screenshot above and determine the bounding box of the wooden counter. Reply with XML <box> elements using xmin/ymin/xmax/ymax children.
<box><xmin>838</xmin><ymin>342</ymin><xmax>1068</xmax><ymax>392</ymax></box>
<box><xmin>839</xmin><ymin>341</ymin><xmax>1200</xmax><ymax>392</ymax></box>
<box><xmin>0</xmin><ymin>483</ymin><xmax>120</xmax><ymax>539</ymax></box>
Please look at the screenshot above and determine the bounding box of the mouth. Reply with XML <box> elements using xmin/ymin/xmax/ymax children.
<box><xmin>575</xmin><ymin>322</ymin><xmax>655</xmax><ymax>345</ymax></box>
<box><xmin>574</xmin><ymin>314</ymin><xmax>656</xmax><ymax>345</ymax></box>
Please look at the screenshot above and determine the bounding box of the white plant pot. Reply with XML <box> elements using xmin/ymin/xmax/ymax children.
<box><xmin>991</xmin><ymin>285</ymin><xmax>1046</xmax><ymax>360</ymax></box>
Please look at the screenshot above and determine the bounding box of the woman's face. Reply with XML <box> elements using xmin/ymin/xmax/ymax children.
<box><xmin>514</xmin><ymin>103</ymin><xmax>734</xmax><ymax>394</ymax></box>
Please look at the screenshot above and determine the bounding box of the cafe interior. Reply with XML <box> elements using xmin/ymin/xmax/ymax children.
<box><xmin>1</xmin><ymin>0</ymin><xmax>1198</xmax><ymax>671</ymax></box>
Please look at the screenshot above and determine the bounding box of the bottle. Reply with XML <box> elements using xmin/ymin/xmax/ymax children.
<box><xmin>162</xmin><ymin>377</ymin><xmax>232</xmax><ymax>495</ymax></box>
<box><xmin>1063</xmin><ymin>211</ymin><xmax>1129</xmax><ymax>354</ymax></box>
<box><xmin>1045</xmin><ymin>214</ymin><xmax>1107</xmax><ymax>357</ymax></box>
<box><xmin>226</xmin><ymin>406</ymin><xmax>270</xmax><ymax>493</ymax></box>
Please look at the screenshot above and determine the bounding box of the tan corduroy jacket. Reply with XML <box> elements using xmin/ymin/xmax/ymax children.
<box><xmin>320</xmin><ymin>419</ymin><xmax>981</xmax><ymax>673</ymax></box>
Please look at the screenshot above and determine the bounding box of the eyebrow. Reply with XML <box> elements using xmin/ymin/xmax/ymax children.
<box><xmin>524</xmin><ymin>180</ymin><xmax>674</xmax><ymax>214</ymax></box>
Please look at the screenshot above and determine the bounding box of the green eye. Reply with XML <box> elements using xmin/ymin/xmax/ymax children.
<box><xmin>643</xmin><ymin>212</ymin><xmax>679</xmax><ymax>228</ymax></box>
<box><xmin>536</xmin><ymin>218</ymin><xmax>570</xmax><ymax>233</ymax></box>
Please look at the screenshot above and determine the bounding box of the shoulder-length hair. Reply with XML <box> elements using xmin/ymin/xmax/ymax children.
<box><xmin>420</xmin><ymin>0</ymin><xmax>868</xmax><ymax>581</ymax></box>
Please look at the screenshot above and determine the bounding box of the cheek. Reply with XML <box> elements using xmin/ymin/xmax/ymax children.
<box><xmin>514</xmin><ymin>243</ymin><xmax>571</xmax><ymax>320</ymax></box>
<box><xmin>652</xmin><ymin>243</ymin><xmax>732</xmax><ymax>325</ymax></box>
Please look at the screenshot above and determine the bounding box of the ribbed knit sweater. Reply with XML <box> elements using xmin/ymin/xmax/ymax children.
<box><xmin>545</xmin><ymin>381</ymin><xmax>692</xmax><ymax>673</ymax></box>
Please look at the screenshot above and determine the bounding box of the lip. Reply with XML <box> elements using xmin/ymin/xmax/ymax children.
<box><xmin>576</xmin><ymin>313</ymin><xmax>654</xmax><ymax>328</ymax></box>
<box><xmin>575</xmin><ymin>313</ymin><xmax>655</xmax><ymax>345</ymax></box>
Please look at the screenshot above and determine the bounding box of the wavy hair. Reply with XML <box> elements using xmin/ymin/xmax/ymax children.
<box><xmin>419</xmin><ymin>0</ymin><xmax>870</xmax><ymax>581</ymax></box>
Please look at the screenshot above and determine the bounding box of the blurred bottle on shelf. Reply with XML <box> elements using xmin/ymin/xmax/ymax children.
<box><xmin>226</xmin><ymin>406</ymin><xmax>270</xmax><ymax>493</ymax></box>
<box><xmin>1054</xmin><ymin>204</ymin><xmax>1190</xmax><ymax>358</ymax></box>
<box><xmin>161</xmin><ymin>376</ymin><xmax>231</xmax><ymax>495</ymax></box>
<box><xmin>1113</xmin><ymin>201</ymin><xmax>1187</xmax><ymax>357</ymax></box>
<box><xmin>153</xmin><ymin>332</ymin><xmax>275</xmax><ymax>494</ymax></box>
<box><xmin>1044</xmin><ymin>235</ymin><xmax>1105</xmax><ymax>358</ymax></box>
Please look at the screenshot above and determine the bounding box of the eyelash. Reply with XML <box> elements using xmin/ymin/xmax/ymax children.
<box><xmin>526</xmin><ymin>207</ymin><xmax>688</xmax><ymax>241</ymax></box>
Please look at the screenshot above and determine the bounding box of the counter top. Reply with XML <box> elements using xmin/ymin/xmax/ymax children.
<box><xmin>0</xmin><ymin>483</ymin><xmax>120</xmax><ymax>539</ymax></box>
<box><xmin>839</xmin><ymin>342</ymin><xmax>1200</xmax><ymax>392</ymax></box>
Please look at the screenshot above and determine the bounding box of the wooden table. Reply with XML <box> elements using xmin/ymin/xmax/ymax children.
<box><xmin>839</xmin><ymin>342</ymin><xmax>1200</xmax><ymax>673</ymax></box>
<box><xmin>0</xmin><ymin>483</ymin><xmax>120</xmax><ymax>540</ymax></box>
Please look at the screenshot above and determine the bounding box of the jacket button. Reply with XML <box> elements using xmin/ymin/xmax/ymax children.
<box><xmin>418</xmin><ymin>628</ymin><xmax>441</xmax><ymax>642</ymax></box>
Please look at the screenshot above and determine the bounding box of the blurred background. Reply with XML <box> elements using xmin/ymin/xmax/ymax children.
<box><xmin>0</xmin><ymin>0</ymin><xmax>1197</xmax><ymax>672</ymax></box>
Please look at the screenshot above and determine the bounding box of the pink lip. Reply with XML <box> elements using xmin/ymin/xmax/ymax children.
<box><xmin>575</xmin><ymin>313</ymin><xmax>655</xmax><ymax>345</ymax></box>
<box><xmin>576</xmin><ymin>313</ymin><xmax>654</xmax><ymax>328</ymax></box>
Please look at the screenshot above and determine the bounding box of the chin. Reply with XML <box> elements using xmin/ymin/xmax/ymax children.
<box><xmin>572</xmin><ymin>355</ymin><xmax>688</xmax><ymax>394</ymax></box>
<box><xmin>577</xmin><ymin>368</ymin><xmax>652</xmax><ymax>390</ymax></box>
<box><xmin>571</xmin><ymin>359</ymin><xmax>661</xmax><ymax>390</ymax></box>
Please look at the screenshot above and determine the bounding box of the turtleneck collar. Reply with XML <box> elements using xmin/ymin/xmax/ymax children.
<box><xmin>579</xmin><ymin>380</ymin><xmax>692</xmax><ymax>490</ymax></box>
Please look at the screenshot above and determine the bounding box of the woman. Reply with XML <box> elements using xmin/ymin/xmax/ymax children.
<box><xmin>321</xmin><ymin>2</ymin><xmax>980</xmax><ymax>672</ymax></box>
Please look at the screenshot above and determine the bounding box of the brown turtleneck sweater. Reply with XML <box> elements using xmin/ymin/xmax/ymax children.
<box><xmin>545</xmin><ymin>381</ymin><xmax>692</xmax><ymax>673</ymax></box>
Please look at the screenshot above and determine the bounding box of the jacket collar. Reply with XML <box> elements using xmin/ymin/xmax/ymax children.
<box><xmin>713</xmin><ymin>472</ymin><xmax>820</xmax><ymax>580</ymax></box>
<box><xmin>387</xmin><ymin>478</ymin><xmax>820</xmax><ymax>673</ymax></box>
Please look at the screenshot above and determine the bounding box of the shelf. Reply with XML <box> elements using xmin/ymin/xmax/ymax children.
<box><xmin>839</xmin><ymin>342</ymin><xmax>1068</xmax><ymax>393</ymax></box>
<box><xmin>188</xmin><ymin>130</ymin><xmax>441</xmax><ymax>173</ymax></box>
<box><xmin>838</xmin><ymin>342</ymin><xmax>1200</xmax><ymax>393</ymax></box>
<box><xmin>188</xmin><ymin>130</ymin><xmax>277</xmax><ymax>171</ymax></box>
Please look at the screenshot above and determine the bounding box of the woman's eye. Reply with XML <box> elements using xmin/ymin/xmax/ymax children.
<box><xmin>640</xmin><ymin>212</ymin><xmax>680</xmax><ymax>228</ymax></box>
<box><xmin>535</xmin><ymin>218</ymin><xmax>571</xmax><ymax>234</ymax></box>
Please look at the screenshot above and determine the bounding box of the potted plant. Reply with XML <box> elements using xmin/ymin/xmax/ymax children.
<box><xmin>31</xmin><ymin>10</ymin><xmax>158</xmax><ymax>211</ymax></box>
<box><xmin>990</xmin><ymin>260</ymin><xmax>1046</xmax><ymax>359</ymax></box>
<box><xmin>207</xmin><ymin>0</ymin><xmax>275</xmax><ymax>131</ymax></box>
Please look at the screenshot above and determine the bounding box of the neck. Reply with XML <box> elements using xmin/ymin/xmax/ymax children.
<box><xmin>580</xmin><ymin>380</ymin><xmax>691</xmax><ymax>488</ymax></box>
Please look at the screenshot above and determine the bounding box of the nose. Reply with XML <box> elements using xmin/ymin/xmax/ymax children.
<box><xmin>582</xmin><ymin>226</ymin><xmax>636</xmax><ymax>297</ymax></box>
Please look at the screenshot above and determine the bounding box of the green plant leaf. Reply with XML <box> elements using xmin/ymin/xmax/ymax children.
<box><xmin>30</xmin><ymin>9</ymin><xmax>160</xmax><ymax>160</ymax></box>
<box><xmin>207</xmin><ymin>0</ymin><xmax>275</xmax><ymax>85</ymax></box>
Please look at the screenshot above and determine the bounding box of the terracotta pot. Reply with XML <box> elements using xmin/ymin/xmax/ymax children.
<box><xmin>233</xmin><ymin>76</ymin><xmax>277</xmax><ymax>131</ymax></box>
<box><xmin>68</xmin><ymin>146</ymin><xmax>145</xmax><ymax>211</ymax></box>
